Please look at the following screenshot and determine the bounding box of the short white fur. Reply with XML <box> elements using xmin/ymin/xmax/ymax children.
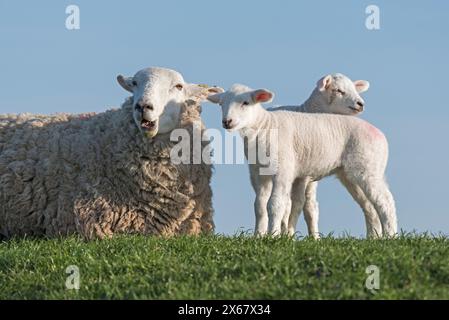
<box><xmin>208</xmin><ymin>84</ymin><xmax>397</xmax><ymax>238</ymax></box>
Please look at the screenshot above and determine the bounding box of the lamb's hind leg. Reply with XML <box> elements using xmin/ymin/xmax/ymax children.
<box><xmin>344</xmin><ymin>172</ymin><xmax>397</xmax><ymax>237</ymax></box>
<box><xmin>285</xmin><ymin>178</ymin><xmax>308</xmax><ymax>237</ymax></box>
<box><xmin>285</xmin><ymin>179</ymin><xmax>319</xmax><ymax>239</ymax></box>
<box><xmin>361</xmin><ymin>179</ymin><xmax>397</xmax><ymax>237</ymax></box>
<box><xmin>268</xmin><ymin>176</ymin><xmax>294</xmax><ymax>236</ymax></box>
<box><xmin>337</xmin><ymin>172</ymin><xmax>382</xmax><ymax>238</ymax></box>
<box><xmin>303</xmin><ymin>181</ymin><xmax>320</xmax><ymax>239</ymax></box>
<box><xmin>281</xmin><ymin>179</ymin><xmax>302</xmax><ymax>235</ymax></box>
<box><xmin>281</xmin><ymin>197</ymin><xmax>292</xmax><ymax>235</ymax></box>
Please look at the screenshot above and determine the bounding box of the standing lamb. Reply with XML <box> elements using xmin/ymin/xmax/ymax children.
<box><xmin>207</xmin><ymin>84</ymin><xmax>397</xmax><ymax>237</ymax></box>
<box><xmin>269</xmin><ymin>73</ymin><xmax>381</xmax><ymax>238</ymax></box>
<box><xmin>0</xmin><ymin>67</ymin><xmax>223</xmax><ymax>239</ymax></box>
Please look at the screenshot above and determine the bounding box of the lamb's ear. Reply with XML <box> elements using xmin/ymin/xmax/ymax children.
<box><xmin>117</xmin><ymin>75</ymin><xmax>134</xmax><ymax>93</ymax></box>
<box><xmin>353</xmin><ymin>80</ymin><xmax>370</xmax><ymax>93</ymax></box>
<box><xmin>251</xmin><ymin>89</ymin><xmax>274</xmax><ymax>104</ymax></box>
<box><xmin>207</xmin><ymin>92</ymin><xmax>224</xmax><ymax>104</ymax></box>
<box><xmin>317</xmin><ymin>75</ymin><xmax>333</xmax><ymax>92</ymax></box>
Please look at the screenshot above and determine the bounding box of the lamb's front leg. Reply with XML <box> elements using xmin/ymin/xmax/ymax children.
<box><xmin>268</xmin><ymin>176</ymin><xmax>293</xmax><ymax>236</ymax></box>
<box><xmin>254</xmin><ymin>176</ymin><xmax>273</xmax><ymax>236</ymax></box>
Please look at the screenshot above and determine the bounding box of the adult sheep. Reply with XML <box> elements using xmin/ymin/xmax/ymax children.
<box><xmin>0</xmin><ymin>67</ymin><xmax>223</xmax><ymax>239</ymax></box>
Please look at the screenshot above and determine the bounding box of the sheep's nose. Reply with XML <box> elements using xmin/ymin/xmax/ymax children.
<box><xmin>136</xmin><ymin>102</ymin><xmax>154</xmax><ymax>112</ymax></box>
<box><xmin>142</xmin><ymin>103</ymin><xmax>154</xmax><ymax>111</ymax></box>
<box><xmin>222</xmin><ymin>119</ymin><xmax>233</xmax><ymax>129</ymax></box>
<box><xmin>357</xmin><ymin>101</ymin><xmax>365</xmax><ymax>112</ymax></box>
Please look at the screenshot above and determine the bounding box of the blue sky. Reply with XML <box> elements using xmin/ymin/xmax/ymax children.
<box><xmin>1</xmin><ymin>1</ymin><xmax>448</xmax><ymax>236</ymax></box>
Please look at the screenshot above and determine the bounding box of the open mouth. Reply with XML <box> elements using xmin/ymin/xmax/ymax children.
<box><xmin>141</xmin><ymin>118</ymin><xmax>157</xmax><ymax>131</ymax></box>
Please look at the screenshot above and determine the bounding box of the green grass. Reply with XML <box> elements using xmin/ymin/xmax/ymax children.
<box><xmin>1</xmin><ymin>234</ymin><xmax>449</xmax><ymax>299</ymax></box>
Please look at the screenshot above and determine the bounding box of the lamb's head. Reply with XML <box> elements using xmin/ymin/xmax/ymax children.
<box><xmin>313</xmin><ymin>73</ymin><xmax>370</xmax><ymax>115</ymax></box>
<box><xmin>117</xmin><ymin>67</ymin><xmax>223</xmax><ymax>138</ymax></box>
<box><xmin>208</xmin><ymin>84</ymin><xmax>274</xmax><ymax>132</ymax></box>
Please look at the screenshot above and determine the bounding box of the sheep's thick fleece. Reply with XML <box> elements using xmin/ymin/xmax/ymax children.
<box><xmin>0</xmin><ymin>99</ymin><xmax>213</xmax><ymax>239</ymax></box>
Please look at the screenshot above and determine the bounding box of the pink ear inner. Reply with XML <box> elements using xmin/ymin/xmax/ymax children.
<box><xmin>354</xmin><ymin>80</ymin><xmax>369</xmax><ymax>93</ymax></box>
<box><xmin>255</xmin><ymin>91</ymin><xmax>272</xmax><ymax>103</ymax></box>
<box><xmin>355</xmin><ymin>82</ymin><xmax>365</xmax><ymax>90</ymax></box>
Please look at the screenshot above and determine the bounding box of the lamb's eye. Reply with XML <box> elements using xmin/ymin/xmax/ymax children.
<box><xmin>242</xmin><ymin>101</ymin><xmax>249</xmax><ymax>106</ymax></box>
<box><xmin>132</xmin><ymin>80</ymin><xmax>137</xmax><ymax>86</ymax></box>
<box><xmin>337</xmin><ymin>89</ymin><xmax>345</xmax><ymax>95</ymax></box>
<box><xmin>175</xmin><ymin>84</ymin><xmax>183</xmax><ymax>91</ymax></box>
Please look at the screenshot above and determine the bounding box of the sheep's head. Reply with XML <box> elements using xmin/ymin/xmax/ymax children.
<box><xmin>313</xmin><ymin>73</ymin><xmax>369</xmax><ymax>115</ymax></box>
<box><xmin>208</xmin><ymin>84</ymin><xmax>274</xmax><ymax>132</ymax></box>
<box><xmin>118</xmin><ymin>67</ymin><xmax>223</xmax><ymax>138</ymax></box>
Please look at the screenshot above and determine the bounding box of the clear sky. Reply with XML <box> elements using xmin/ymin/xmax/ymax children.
<box><xmin>1</xmin><ymin>1</ymin><xmax>448</xmax><ymax>236</ymax></box>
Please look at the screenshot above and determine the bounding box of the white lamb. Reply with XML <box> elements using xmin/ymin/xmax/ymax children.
<box><xmin>207</xmin><ymin>84</ymin><xmax>397</xmax><ymax>237</ymax></box>
<box><xmin>269</xmin><ymin>73</ymin><xmax>381</xmax><ymax>238</ymax></box>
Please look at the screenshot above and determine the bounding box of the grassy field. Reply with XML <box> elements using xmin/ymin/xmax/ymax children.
<box><xmin>0</xmin><ymin>234</ymin><xmax>448</xmax><ymax>299</ymax></box>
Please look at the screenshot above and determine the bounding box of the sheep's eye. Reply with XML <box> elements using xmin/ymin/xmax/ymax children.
<box><xmin>242</xmin><ymin>101</ymin><xmax>249</xmax><ymax>106</ymax></box>
<box><xmin>132</xmin><ymin>80</ymin><xmax>137</xmax><ymax>86</ymax></box>
<box><xmin>337</xmin><ymin>89</ymin><xmax>345</xmax><ymax>95</ymax></box>
<box><xmin>175</xmin><ymin>84</ymin><xmax>183</xmax><ymax>91</ymax></box>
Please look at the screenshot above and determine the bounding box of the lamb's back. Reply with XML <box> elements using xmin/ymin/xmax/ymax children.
<box><xmin>269</xmin><ymin>111</ymin><xmax>386</xmax><ymax>177</ymax></box>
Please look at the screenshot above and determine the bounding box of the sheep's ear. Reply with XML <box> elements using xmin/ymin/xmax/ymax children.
<box><xmin>317</xmin><ymin>75</ymin><xmax>333</xmax><ymax>92</ymax></box>
<box><xmin>117</xmin><ymin>75</ymin><xmax>134</xmax><ymax>93</ymax></box>
<box><xmin>207</xmin><ymin>92</ymin><xmax>224</xmax><ymax>104</ymax></box>
<box><xmin>185</xmin><ymin>84</ymin><xmax>224</xmax><ymax>103</ymax></box>
<box><xmin>251</xmin><ymin>89</ymin><xmax>274</xmax><ymax>104</ymax></box>
<box><xmin>353</xmin><ymin>80</ymin><xmax>370</xmax><ymax>93</ymax></box>
<box><xmin>207</xmin><ymin>86</ymin><xmax>225</xmax><ymax>95</ymax></box>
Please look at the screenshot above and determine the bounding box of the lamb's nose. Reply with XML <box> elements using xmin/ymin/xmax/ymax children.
<box><xmin>357</xmin><ymin>101</ymin><xmax>364</xmax><ymax>109</ymax></box>
<box><xmin>222</xmin><ymin>119</ymin><xmax>232</xmax><ymax>128</ymax></box>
